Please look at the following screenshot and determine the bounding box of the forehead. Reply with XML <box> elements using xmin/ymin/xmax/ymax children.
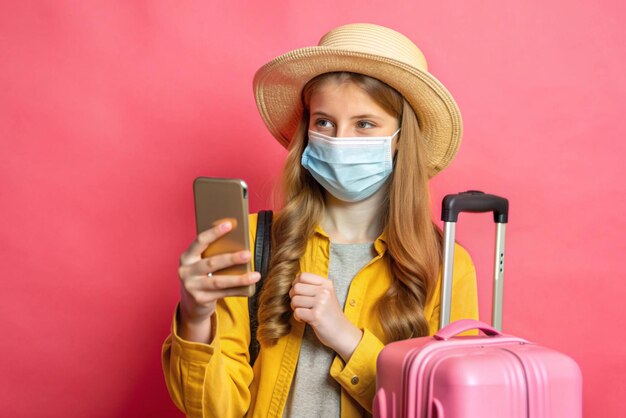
<box><xmin>307</xmin><ymin>80</ymin><xmax>391</xmax><ymax>116</ymax></box>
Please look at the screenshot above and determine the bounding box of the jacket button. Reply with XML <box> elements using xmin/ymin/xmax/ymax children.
<box><xmin>349</xmin><ymin>299</ymin><xmax>356</xmax><ymax>307</ymax></box>
<box><xmin>351</xmin><ymin>376</ymin><xmax>359</xmax><ymax>385</ymax></box>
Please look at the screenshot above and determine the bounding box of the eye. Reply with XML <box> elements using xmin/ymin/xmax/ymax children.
<box><xmin>356</xmin><ymin>120</ymin><xmax>375</xmax><ymax>129</ymax></box>
<box><xmin>315</xmin><ymin>119</ymin><xmax>335</xmax><ymax>129</ymax></box>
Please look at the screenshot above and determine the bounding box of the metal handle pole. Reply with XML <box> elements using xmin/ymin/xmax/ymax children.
<box><xmin>492</xmin><ymin>223</ymin><xmax>506</xmax><ymax>331</ymax></box>
<box><xmin>439</xmin><ymin>221</ymin><xmax>456</xmax><ymax>330</ymax></box>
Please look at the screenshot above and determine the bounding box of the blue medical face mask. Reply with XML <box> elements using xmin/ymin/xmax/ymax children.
<box><xmin>301</xmin><ymin>129</ymin><xmax>400</xmax><ymax>202</ymax></box>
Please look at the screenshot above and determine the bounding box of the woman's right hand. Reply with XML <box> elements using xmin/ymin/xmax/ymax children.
<box><xmin>177</xmin><ymin>220</ymin><xmax>261</xmax><ymax>343</ymax></box>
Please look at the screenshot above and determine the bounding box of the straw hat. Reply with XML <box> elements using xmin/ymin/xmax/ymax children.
<box><xmin>253</xmin><ymin>23</ymin><xmax>463</xmax><ymax>176</ymax></box>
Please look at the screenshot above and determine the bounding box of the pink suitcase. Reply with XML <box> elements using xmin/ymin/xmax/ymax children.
<box><xmin>373</xmin><ymin>191</ymin><xmax>583</xmax><ymax>418</ymax></box>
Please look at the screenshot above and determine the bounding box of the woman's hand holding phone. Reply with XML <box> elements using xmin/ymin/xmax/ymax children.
<box><xmin>177</xmin><ymin>220</ymin><xmax>261</xmax><ymax>344</ymax></box>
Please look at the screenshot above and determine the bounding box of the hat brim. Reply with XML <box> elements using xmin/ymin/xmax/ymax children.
<box><xmin>253</xmin><ymin>46</ymin><xmax>463</xmax><ymax>175</ymax></box>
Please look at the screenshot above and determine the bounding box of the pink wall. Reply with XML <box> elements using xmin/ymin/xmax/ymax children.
<box><xmin>1</xmin><ymin>1</ymin><xmax>624</xmax><ymax>417</ymax></box>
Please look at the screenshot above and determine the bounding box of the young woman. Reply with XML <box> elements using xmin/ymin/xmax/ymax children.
<box><xmin>162</xmin><ymin>23</ymin><xmax>478</xmax><ymax>418</ymax></box>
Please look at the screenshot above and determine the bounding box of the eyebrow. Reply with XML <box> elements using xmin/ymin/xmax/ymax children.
<box><xmin>311</xmin><ymin>111</ymin><xmax>382</xmax><ymax>120</ymax></box>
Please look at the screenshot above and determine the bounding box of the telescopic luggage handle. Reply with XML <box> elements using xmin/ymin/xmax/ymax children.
<box><xmin>442</xmin><ymin>190</ymin><xmax>509</xmax><ymax>223</ymax></box>
<box><xmin>439</xmin><ymin>191</ymin><xmax>509</xmax><ymax>332</ymax></box>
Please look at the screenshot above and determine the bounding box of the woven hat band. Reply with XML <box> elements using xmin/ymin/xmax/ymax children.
<box><xmin>318</xmin><ymin>23</ymin><xmax>428</xmax><ymax>72</ymax></box>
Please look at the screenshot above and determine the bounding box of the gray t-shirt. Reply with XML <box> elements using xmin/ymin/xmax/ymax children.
<box><xmin>283</xmin><ymin>242</ymin><xmax>375</xmax><ymax>418</ymax></box>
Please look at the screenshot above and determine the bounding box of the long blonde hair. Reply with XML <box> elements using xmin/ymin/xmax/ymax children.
<box><xmin>257</xmin><ymin>72</ymin><xmax>442</xmax><ymax>345</ymax></box>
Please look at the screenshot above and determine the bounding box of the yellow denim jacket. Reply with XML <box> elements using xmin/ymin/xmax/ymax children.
<box><xmin>162</xmin><ymin>213</ymin><xmax>478</xmax><ymax>418</ymax></box>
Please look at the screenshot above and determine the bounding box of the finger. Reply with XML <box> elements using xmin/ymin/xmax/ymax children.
<box><xmin>188</xmin><ymin>250</ymin><xmax>252</xmax><ymax>276</ymax></box>
<box><xmin>290</xmin><ymin>295</ymin><xmax>316</xmax><ymax>310</ymax></box>
<box><xmin>211</xmin><ymin>285</ymin><xmax>258</xmax><ymax>299</ymax></box>
<box><xmin>180</xmin><ymin>221</ymin><xmax>233</xmax><ymax>265</ymax></box>
<box><xmin>289</xmin><ymin>282</ymin><xmax>319</xmax><ymax>299</ymax></box>
<box><xmin>297</xmin><ymin>272</ymin><xmax>328</xmax><ymax>286</ymax></box>
<box><xmin>293</xmin><ymin>307</ymin><xmax>313</xmax><ymax>323</ymax></box>
<box><xmin>196</xmin><ymin>271</ymin><xmax>260</xmax><ymax>291</ymax></box>
<box><xmin>191</xmin><ymin>283</ymin><xmax>258</xmax><ymax>304</ymax></box>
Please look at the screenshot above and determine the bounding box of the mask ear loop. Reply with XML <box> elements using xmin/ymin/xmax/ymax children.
<box><xmin>391</xmin><ymin>128</ymin><xmax>401</xmax><ymax>166</ymax></box>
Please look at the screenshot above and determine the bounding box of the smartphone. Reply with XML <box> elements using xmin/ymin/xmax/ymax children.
<box><xmin>193</xmin><ymin>177</ymin><xmax>254</xmax><ymax>296</ymax></box>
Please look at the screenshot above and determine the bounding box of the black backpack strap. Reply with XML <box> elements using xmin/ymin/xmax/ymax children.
<box><xmin>249</xmin><ymin>210</ymin><xmax>272</xmax><ymax>366</ymax></box>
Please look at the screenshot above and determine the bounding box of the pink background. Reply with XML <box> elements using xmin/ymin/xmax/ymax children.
<box><xmin>1</xmin><ymin>1</ymin><xmax>624</xmax><ymax>417</ymax></box>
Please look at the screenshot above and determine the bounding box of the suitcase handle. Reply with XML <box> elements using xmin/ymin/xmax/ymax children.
<box><xmin>434</xmin><ymin>319</ymin><xmax>501</xmax><ymax>341</ymax></box>
<box><xmin>439</xmin><ymin>191</ymin><xmax>509</xmax><ymax>332</ymax></box>
<box><xmin>441</xmin><ymin>190</ymin><xmax>509</xmax><ymax>223</ymax></box>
